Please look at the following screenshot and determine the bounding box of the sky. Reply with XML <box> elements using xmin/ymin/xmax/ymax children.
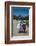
<box><xmin>11</xmin><ymin>7</ymin><xmax>30</xmax><ymax>16</ymax></box>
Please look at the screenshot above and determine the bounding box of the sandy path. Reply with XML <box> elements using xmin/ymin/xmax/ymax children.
<box><xmin>12</xmin><ymin>20</ymin><xmax>29</xmax><ymax>36</ymax></box>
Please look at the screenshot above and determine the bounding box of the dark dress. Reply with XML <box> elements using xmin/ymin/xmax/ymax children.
<box><xmin>22</xmin><ymin>24</ymin><xmax>26</xmax><ymax>32</ymax></box>
<box><xmin>19</xmin><ymin>24</ymin><xmax>23</xmax><ymax>32</ymax></box>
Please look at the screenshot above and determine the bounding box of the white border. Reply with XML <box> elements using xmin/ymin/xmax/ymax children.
<box><xmin>10</xmin><ymin>5</ymin><xmax>32</xmax><ymax>40</ymax></box>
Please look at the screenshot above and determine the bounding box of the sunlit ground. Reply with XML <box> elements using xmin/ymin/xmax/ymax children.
<box><xmin>11</xmin><ymin>20</ymin><xmax>29</xmax><ymax>36</ymax></box>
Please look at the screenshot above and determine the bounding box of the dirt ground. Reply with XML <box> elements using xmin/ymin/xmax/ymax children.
<box><xmin>12</xmin><ymin>20</ymin><xmax>29</xmax><ymax>36</ymax></box>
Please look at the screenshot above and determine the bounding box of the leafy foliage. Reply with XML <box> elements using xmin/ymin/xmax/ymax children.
<box><xmin>13</xmin><ymin>15</ymin><xmax>29</xmax><ymax>20</ymax></box>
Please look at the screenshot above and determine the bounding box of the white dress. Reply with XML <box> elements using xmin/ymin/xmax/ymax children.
<box><xmin>17</xmin><ymin>23</ymin><xmax>20</xmax><ymax>30</ymax></box>
<box><xmin>17</xmin><ymin>23</ymin><xmax>23</xmax><ymax>31</ymax></box>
